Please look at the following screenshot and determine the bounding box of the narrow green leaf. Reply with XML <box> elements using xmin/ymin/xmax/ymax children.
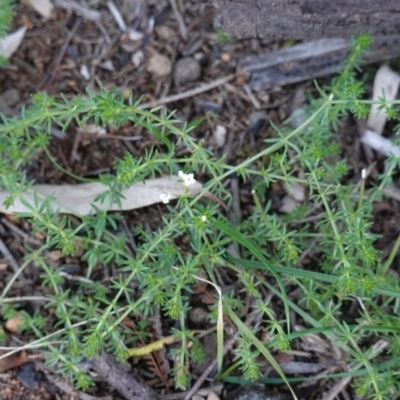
<box><xmin>225</xmin><ymin>303</ymin><xmax>297</xmax><ymax>400</ymax></box>
<box><xmin>214</xmin><ymin>218</ymin><xmax>291</xmax><ymax>333</ymax></box>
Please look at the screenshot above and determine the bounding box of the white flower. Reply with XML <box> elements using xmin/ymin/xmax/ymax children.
<box><xmin>178</xmin><ymin>170</ymin><xmax>196</xmax><ymax>187</ymax></box>
<box><xmin>159</xmin><ymin>192</ymin><xmax>172</xmax><ymax>204</ymax></box>
<box><xmin>201</xmin><ymin>215</ymin><xmax>207</xmax><ymax>222</ymax></box>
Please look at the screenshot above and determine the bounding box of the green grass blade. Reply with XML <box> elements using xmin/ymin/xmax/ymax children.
<box><xmin>214</xmin><ymin>218</ymin><xmax>291</xmax><ymax>333</ymax></box>
<box><xmin>225</xmin><ymin>303</ymin><xmax>297</xmax><ymax>400</ymax></box>
<box><xmin>226</xmin><ymin>255</ymin><xmax>400</xmax><ymax>299</ymax></box>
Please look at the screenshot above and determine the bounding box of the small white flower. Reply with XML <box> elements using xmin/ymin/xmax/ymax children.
<box><xmin>201</xmin><ymin>215</ymin><xmax>207</xmax><ymax>222</ymax></box>
<box><xmin>178</xmin><ymin>170</ymin><xmax>196</xmax><ymax>187</ymax></box>
<box><xmin>159</xmin><ymin>192</ymin><xmax>172</xmax><ymax>204</ymax></box>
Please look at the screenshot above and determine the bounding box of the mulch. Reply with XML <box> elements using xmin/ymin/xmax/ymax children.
<box><xmin>1</xmin><ymin>1</ymin><xmax>400</xmax><ymax>400</ymax></box>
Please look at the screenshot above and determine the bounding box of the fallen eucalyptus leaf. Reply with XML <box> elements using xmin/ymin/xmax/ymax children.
<box><xmin>26</xmin><ymin>0</ymin><xmax>54</xmax><ymax>19</ymax></box>
<box><xmin>367</xmin><ymin>65</ymin><xmax>400</xmax><ymax>134</ymax></box>
<box><xmin>0</xmin><ymin>176</ymin><xmax>203</xmax><ymax>216</ymax></box>
<box><xmin>0</xmin><ymin>27</ymin><xmax>27</xmax><ymax>59</ymax></box>
<box><xmin>361</xmin><ymin>129</ymin><xmax>400</xmax><ymax>158</ymax></box>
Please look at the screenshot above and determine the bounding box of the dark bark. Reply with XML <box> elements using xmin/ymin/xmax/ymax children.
<box><xmin>239</xmin><ymin>35</ymin><xmax>400</xmax><ymax>91</ymax></box>
<box><xmin>90</xmin><ymin>353</ymin><xmax>160</xmax><ymax>400</ymax></box>
<box><xmin>207</xmin><ymin>0</ymin><xmax>400</xmax><ymax>40</ymax></box>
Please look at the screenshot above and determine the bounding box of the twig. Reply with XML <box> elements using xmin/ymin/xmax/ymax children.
<box><xmin>107</xmin><ymin>0</ymin><xmax>127</xmax><ymax>31</ymax></box>
<box><xmin>1</xmin><ymin>218</ymin><xmax>43</xmax><ymax>246</ymax></box>
<box><xmin>183</xmin><ymin>331</ymin><xmax>240</xmax><ymax>400</ymax></box>
<box><xmin>139</xmin><ymin>74</ymin><xmax>235</xmax><ymax>109</ymax></box>
<box><xmin>39</xmin><ymin>18</ymin><xmax>82</xmax><ymax>90</ymax></box>
<box><xmin>0</xmin><ymin>237</ymin><xmax>20</xmax><ymax>273</ymax></box>
<box><xmin>54</xmin><ymin>0</ymin><xmax>100</xmax><ymax>21</ymax></box>
<box><xmin>230</xmin><ymin>175</ymin><xmax>242</xmax><ymax>223</ymax></box>
<box><xmin>168</xmin><ymin>0</ymin><xmax>187</xmax><ymax>40</ymax></box>
<box><xmin>243</xmin><ymin>84</ymin><xmax>261</xmax><ymax>109</ymax></box>
<box><xmin>322</xmin><ymin>340</ymin><xmax>389</xmax><ymax>400</ymax></box>
<box><xmin>82</xmin><ymin>133</ymin><xmax>142</xmax><ymax>141</ymax></box>
<box><xmin>37</xmin><ymin>362</ymin><xmax>110</xmax><ymax>400</ymax></box>
<box><xmin>90</xmin><ymin>352</ymin><xmax>160</xmax><ymax>400</ymax></box>
<box><xmin>1</xmin><ymin>296</ymin><xmax>51</xmax><ymax>303</ymax></box>
<box><xmin>163</xmin><ymin>384</ymin><xmax>223</xmax><ymax>400</ymax></box>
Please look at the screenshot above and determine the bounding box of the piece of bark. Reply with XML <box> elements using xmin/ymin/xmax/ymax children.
<box><xmin>239</xmin><ymin>35</ymin><xmax>400</xmax><ymax>91</ymax></box>
<box><xmin>208</xmin><ymin>0</ymin><xmax>400</xmax><ymax>40</ymax></box>
<box><xmin>90</xmin><ymin>353</ymin><xmax>160</xmax><ymax>400</ymax></box>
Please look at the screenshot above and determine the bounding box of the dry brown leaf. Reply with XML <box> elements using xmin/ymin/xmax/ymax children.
<box><xmin>0</xmin><ymin>176</ymin><xmax>202</xmax><ymax>216</ymax></box>
<box><xmin>48</xmin><ymin>250</ymin><xmax>62</xmax><ymax>261</ymax></box>
<box><xmin>5</xmin><ymin>315</ymin><xmax>24</xmax><ymax>333</ymax></box>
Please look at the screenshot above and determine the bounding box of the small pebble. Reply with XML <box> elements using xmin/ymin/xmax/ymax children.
<box><xmin>155</xmin><ymin>25</ymin><xmax>175</xmax><ymax>41</ymax></box>
<box><xmin>221</xmin><ymin>53</ymin><xmax>231</xmax><ymax>63</ymax></box>
<box><xmin>229</xmin><ymin>385</ymin><xmax>290</xmax><ymax>400</ymax></box>
<box><xmin>173</xmin><ymin>57</ymin><xmax>201</xmax><ymax>85</ymax></box>
<box><xmin>147</xmin><ymin>53</ymin><xmax>172</xmax><ymax>77</ymax></box>
<box><xmin>213</xmin><ymin>124</ymin><xmax>227</xmax><ymax>148</ymax></box>
<box><xmin>279</xmin><ymin>195</ymin><xmax>299</xmax><ymax>214</ymax></box>
<box><xmin>285</xmin><ymin>182</ymin><xmax>306</xmax><ymax>202</ymax></box>
<box><xmin>1</xmin><ymin>88</ymin><xmax>20</xmax><ymax>107</ymax></box>
<box><xmin>248</xmin><ymin>111</ymin><xmax>267</xmax><ymax>137</ymax></box>
<box><xmin>198</xmin><ymin>101</ymin><xmax>222</xmax><ymax>114</ymax></box>
<box><xmin>188</xmin><ymin>307</ymin><xmax>209</xmax><ymax>325</ymax></box>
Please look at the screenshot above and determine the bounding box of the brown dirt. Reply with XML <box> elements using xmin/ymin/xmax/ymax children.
<box><xmin>1</xmin><ymin>1</ymin><xmax>400</xmax><ymax>400</ymax></box>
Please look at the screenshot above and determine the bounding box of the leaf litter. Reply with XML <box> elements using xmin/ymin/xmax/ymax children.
<box><xmin>0</xmin><ymin>176</ymin><xmax>203</xmax><ymax>215</ymax></box>
<box><xmin>0</xmin><ymin>0</ymin><xmax>396</xmax><ymax>400</ymax></box>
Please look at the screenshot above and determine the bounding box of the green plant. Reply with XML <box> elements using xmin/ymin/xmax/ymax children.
<box><xmin>0</xmin><ymin>0</ymin><xmax>13</xmax><ymax>65</ymax></box>
<box><xmin>0</xmin><ymin>0</ymin><xmax>13</xmax><ymax>38</ymax></box>
<box><xmin>1</xmin><ymin>32</ymin><xmax>400</xmax><ymax>400</ymax></box>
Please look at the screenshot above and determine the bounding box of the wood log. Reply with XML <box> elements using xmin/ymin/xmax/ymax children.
<box><xmin>207</xmin><ymin>0</ymin><xmax>400</xmax><ymax>40</ymax></box>
<box><xmin>239</xmin><ymin>35</ymin><xmax>400</xmax><ymax>91</ymax></box>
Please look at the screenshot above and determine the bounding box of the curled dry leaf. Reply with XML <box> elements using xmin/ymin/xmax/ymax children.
<box><xmin>0</xmin><ymin>176</ymin><xmax>203</xmax><ymax>216</ymax></box>
<box><xmin>120</xmin><ymin>29</ymin><xmax>144</xmax><ymax>53</ymax></box>
<box><xmin>5</xmin><ymin>314</ymin><xmax>25</xmax><ymax>333</ymax></box>
<box><xmin>367</xmin><ymin>65</ymin><xmax>400</xmax><ymax>134</ymax></box>
<box><xmin>26</xmin><ymin>0</ymin><xmax>54</xmax><ymax>19</ymax></box>
<box><xmin>0</xmin><ymin>27</ymin><xmax>27</xmax><ymax>59</ymax></box>
<box><xmin>361</xmin><ymin>129</ymin><xmax>400</xmax><ymax>158</ymax></box>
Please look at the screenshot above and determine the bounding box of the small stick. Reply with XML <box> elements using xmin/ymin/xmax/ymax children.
<box><xmin>1</xmin><ymin>218</ymin><xmax>43</xmax><ymax>246</ymax></box>
<box><xmin>139</xmin><ymin>74</ymin><xmax>235</xmax><ymax>109</ymax></box>
<box><xmin>183</xmin><ymin>332</ymin><xmax>240</xmax><ymax>400</ymax></box>
<box><xmin>39</xmin><ymin>18</ymin><xmax>82</xmax><ymax>90</ymax></box>
<box><xmin>107</xmin><ymin>0</ymin><xmax>127</xmax><ymax>31</ymax></box>
<box><xmin>322</xmin><ymin>340</ymin><xmax>388</xmax><ymax>400</ymax></box>
<box><xmin>0</xmin><ymin>236</ymin><xmax>20</xmax><ymax>273</ymax></box>
<box><xmin>90</xmin><ymin>352</ymin><xmax>160</xmax><ymax>400</ymax></box>
<box><xmin>168</xmin><ymin>0</ymin><xmax>187</xmax><ymax>40</ymax></box>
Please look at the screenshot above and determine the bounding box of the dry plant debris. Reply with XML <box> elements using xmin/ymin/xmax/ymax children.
<box><xmin>1</xmin><ymin>1</ymin><xmax>400</xmax><ymax>400</ymax></box>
